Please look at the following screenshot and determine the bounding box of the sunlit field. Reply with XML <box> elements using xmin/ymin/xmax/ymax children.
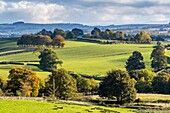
<box><xmin>0</xmin><ymin>39</ymin><xmax>170</xmax><ymax>78</ymax></box>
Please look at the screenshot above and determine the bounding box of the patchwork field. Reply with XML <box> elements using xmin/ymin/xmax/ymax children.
<box><xmin>0</xmin><ymin>39</ymin><xmax>170</xmax><ymax>78</ymax></box>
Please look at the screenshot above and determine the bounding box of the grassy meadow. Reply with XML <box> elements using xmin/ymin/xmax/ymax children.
<box><xmin>0</xmin><ymin>99</ymin><xmax>135</xmax><ymax>113</ymax></box>
<box><xmin>0</xmin><ymin>39</ymin><xmax>170</xmax><ymax>78</ymax></box>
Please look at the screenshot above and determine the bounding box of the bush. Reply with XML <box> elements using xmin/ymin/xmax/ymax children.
<box><xmin>152</xmin><ymin>72</ymin><xmax>170</xmax><ymax>94</ymax></box>
<box><xmin>129</xmin><ymin>69</ymin><xmax>156</xmax><ymax>93</ymax></box>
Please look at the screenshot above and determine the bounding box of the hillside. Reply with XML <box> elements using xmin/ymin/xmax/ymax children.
<box><xmin>1</xmin><ymin>39</ymin><xmax>170</xmax><ymax>78</ymax></box>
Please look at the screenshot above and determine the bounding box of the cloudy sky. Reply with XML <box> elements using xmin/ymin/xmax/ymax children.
<box><xmin>0</xmin><ymin>0</ymin><xmax>170</xmax><ymax>25</ymax></box>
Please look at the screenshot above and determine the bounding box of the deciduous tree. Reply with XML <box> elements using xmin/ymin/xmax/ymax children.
<box><xmin>6</xmin><ymin>67</ymin><xmax>41</xmax><ymax>97</ymax></box>
<box><xmin>39</xmin><ymin>48</ymin><xmax>63</xmax><ymax>71</ymax></box>
<box><xmin>46</xmin><ymin>68</ymin><xmax>77</xmax><ymax>99</ymax></box>
<box><xmin>99</xmin><ymin>69</ymin><xmax>136</xmax><ymax>104</ymax></box>
<box><xmin>152</xmin><ymin>72</ymin><xmax>170</xmax><ymax>94</ymax></box>
<box><xmin>150</xmin><ymin>45</ymin><xmax>167</xmax><ymax>70</ymax></box>
<box><xmin>125</xmin><ymin>51</ymin><xmax>145</xmax><ymax>72</ymax></box>
<box><xmin>129</xmin><ymin>69</ymin><xmax>156</xmax><ymax>93</ymax></box>
<box><xmin>52</xmin><ymin>35</ymin><xmax>65</xmax><ymax>48</ymax></box>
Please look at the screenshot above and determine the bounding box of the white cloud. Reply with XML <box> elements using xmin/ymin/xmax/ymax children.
<box><xmin>0</xmin><ymin>0</ymin><xmax>170</xmax><ymax>25</ymax></box>
<box><xmin>0</xmin><ymin>1</ymin><xmax>6</xmax><ymax>13</ymax></box>
<box><xmin>1</xmin><ymin>1</ymin><xmax>65</xmax><ymax>23</ymax></box>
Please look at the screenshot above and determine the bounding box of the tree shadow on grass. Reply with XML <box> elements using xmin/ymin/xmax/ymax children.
<box><xmin>167</xmin><ymin>57</ymin><xmax>170</xmax><ymax>64</ymax></box>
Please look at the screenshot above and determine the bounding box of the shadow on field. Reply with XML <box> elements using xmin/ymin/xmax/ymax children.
<box><xmin>167</xmin><ymin>57</ymin><xmax>170</xmax><ymax>64</ymax></box>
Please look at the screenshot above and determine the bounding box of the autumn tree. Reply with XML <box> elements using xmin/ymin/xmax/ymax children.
<box><xmin>152</xmin><ymin>72</ymin><xmax>170</xmax><ymax>94</ymax></box>
<box><xmin>52</xmin><ymin>35</ymin><xmax>65</xmax><ymax>48</ymax></box>
<box><xmin>46</xmin><ymin>68</ymin><xmax>77</xmax><ymax>99</ymax></box>
<box><xmin>125</xmin><ymin>51</ymin><xmax>145</xmax><ymax>72</ymax></box>
<box><xmin>6</xmin><ymin>67</ymin><xmax>41</xmax><ymax>97</ymax></box>
<box><xmin>39</xmin><ymin>48</ymin><xmax>62</xmax><ymax>71</ymax></box>
<box><xmin>150</xmin><ymin>45</ymin><xmax>167</xmax><ymax>70</ymax></box>
<box><xmin>36</xmin><ymin>35</ymin><xmax>52</xmax><ymax>46</ymax></box>
<box><xmin>99</xmin><ymin>69</ymin><xmax>136</xmax><ymax>104</ymax></box>
<box><xmin>17</xmin><ymin>34</ymin><xmax>52</xmax><ymax>46</ymax></box>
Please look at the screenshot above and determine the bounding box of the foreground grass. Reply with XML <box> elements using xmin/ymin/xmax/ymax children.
<box><xmin>0</xmin><ymin>100</ymin><xmax>135</xmax><ymax>113</ymax></box>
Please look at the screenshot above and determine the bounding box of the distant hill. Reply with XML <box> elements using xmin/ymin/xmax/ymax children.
<box><xmin>0</xmin><ymin>22</ymin><xmax>170</xmax><ymax>38</ymax></box>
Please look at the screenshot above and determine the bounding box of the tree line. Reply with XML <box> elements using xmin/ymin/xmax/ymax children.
<box><xmin>17</xmin><ymin>27</ymin><xmax>152</xmax><ymax>47</ymax></box>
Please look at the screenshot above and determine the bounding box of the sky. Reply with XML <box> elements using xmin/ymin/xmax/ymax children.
<box><xmin>0</xmin><ymin>0</ymin><xmax>170</xmax><ymax>25</ymax></box>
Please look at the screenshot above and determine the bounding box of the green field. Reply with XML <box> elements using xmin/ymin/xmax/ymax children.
<box><xmin>0</xmin><ymin>39</ymin><xmax>170</xmax><ymax>78</ymax></box>
<box><xmin>0</xmin><ymin>100</ymin><xmax>135</xmax><ymax>113</ymax></box>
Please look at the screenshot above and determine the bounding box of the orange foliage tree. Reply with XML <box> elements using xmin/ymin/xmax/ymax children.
<box><xmin>52</xmin><ymin>35</ymin><xmax>65</xmax><ymax>48</ymax></box>
<box><xmin>6</xmin><ymin>67</ymin><xmax>41</xmax><ymax>97</ymax></box>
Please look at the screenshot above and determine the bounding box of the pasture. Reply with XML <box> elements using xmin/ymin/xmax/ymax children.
<box><xmin>0</xmin><ymin>39</ymin><xmax>170</xmax><ymax>78</ymax></box>
<box><xmin>0</xmin><ymin>99</ymin><xmax>135</xmax><ymax>113</ymax></box>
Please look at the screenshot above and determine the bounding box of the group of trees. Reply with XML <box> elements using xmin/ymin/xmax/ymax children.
<box><xmin>86</xmin><ymin>28</ymin><xmax>125</xmax><ymax>40</ymax></box>
<box><xmin>38</xmin><ymin>28</ymin><xmax>84</xmax><ymax>39</ymax></box>
<box><xmin>17</xmin><ymin>34</ymin><xmax>65</xmax><ymax>48</ymax></box>
<box><xmin>17</xmin><ymin>28</ymin><xmax>85</xmax><ymax>47</ymax></box>
<box><xmin>125</xmin><ymin>42</ymin><xmax>169</xmax><ymax>94</ymax></box>
<box><xmin>18</xmin><ymin>26</ymin><xmax>152</xmax><ymax>47</ymax></box>
<box><xmin>83</xmin><ymin>28</ymin><xmax>152</xmax><ymax>44</ymax></box>
<box><xmin>0</xmin><ymin>67</ymin><xmax>98</xmax><ymax>100</ymax></box>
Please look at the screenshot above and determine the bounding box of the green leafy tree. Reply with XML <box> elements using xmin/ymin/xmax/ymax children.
<box><xmin>115</xmin><ymin>31</ymin><xmax>124</xmax><ymax>40</ymax></box>
<box><xmin>51</xmin><ymin>28</ymin><xmax>66</xmax><ymax>38</ymax></box>
<box><xmin>129</xmin><ymin>69</ymin><xmax>156</xmax><ymax>93</ymax></box>
<box><xmin>72</xmin><ymin>28</ymin><xmax>84</xmax><ymax>36</ymax></box>
<box><xmin>134</xmin><ymin>31</ymin><xmax>152</xmax><ymax>43</ymax></box>
<box><xmin>99</xmin><ymin>69</ymin><xmax>136</xmax><ymax>104</ymax></box>
<box><xmin>152</xmin><ymin>72</ymin><xmax>170</xmax><ymax>94</ymax></box>
<box><xmin>46</xmin><ymin>68</ymin><xmax>77</xmax><ymax>99</ymax></box>
<box><xmin>125</xmin><ymin>51</ymin><xmax>145</xmax><ymax>72</ymax></box>
<box><xmin>39</xmin><ymin>48</ymin><xmax>63</xmax><ymax>71</ymax></box>
<box><xmin>66</xmin><ymin>31</ymin><xmax>75</xmax><ymax>39</ymax></box>
<box><xmin>6</xmin><ymin>67</ymin><xmax>41</xmax><ymax>97</ymax></box>
<box><xmin>150</xmin><ymin>45</ymin><xmax>167</xmax><ymax>70</ymax></box>
<box><xmin>0</xmin><ymin>76</ymin><xmax>5</xmax><ymax>94</ymax></box>
<box><xmin>91</xmin><ymin>27</ymin><xmax>102</xmax><ymax>38</ymax></box>
<box><xmin>74</xmin><ymin>75</ymin><xmax>98</xmax><ymax>93</ymax></box>
<box><xmin>37</xmin><ymin>29</ymin><xmax>52</xmax><ymax>36</ymax></box>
